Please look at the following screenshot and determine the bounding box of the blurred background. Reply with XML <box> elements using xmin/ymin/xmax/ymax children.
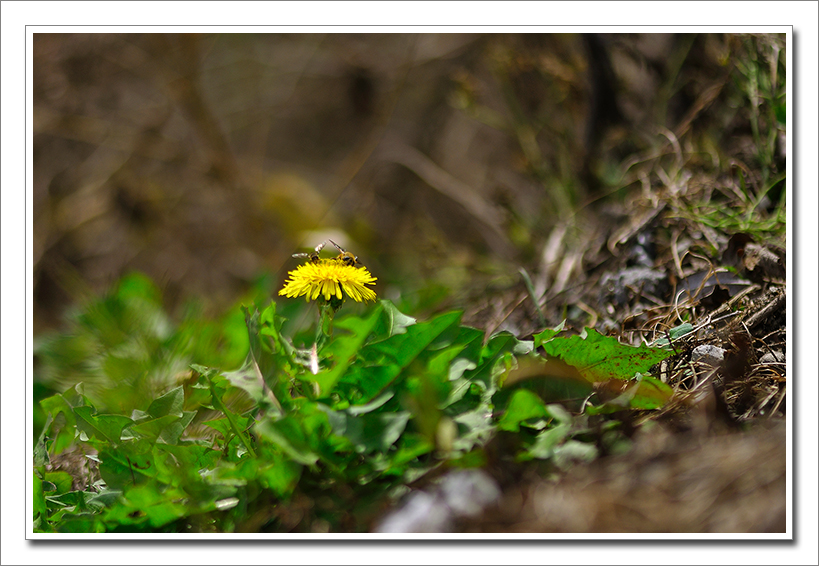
<box><xmin>33</xmin><ymin>33</ymin><xmax>779</xmax><ymax>336</ymax></box>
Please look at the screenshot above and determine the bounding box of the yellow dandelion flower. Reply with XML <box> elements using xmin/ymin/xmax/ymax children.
<box><xmin>279</xmin><ymin>259</ymin><xmax>377</xmax><ymax>303</ymax></box>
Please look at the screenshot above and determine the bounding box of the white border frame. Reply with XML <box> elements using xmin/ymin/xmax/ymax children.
<box><xmin>3</xmin><ymin>1</ymin><xmax>817</xmax><ymax>564</ymax></box>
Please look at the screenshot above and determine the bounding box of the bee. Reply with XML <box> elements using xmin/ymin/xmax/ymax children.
<box><xmin>292</xmin><ymin>240</ymin><xmax>326</xmax><ymax>264</ymax></box>
<box><xmin>292</xmin><ymin>239</ymin><xmax>362</xmax><ymax>267</ymax></box>
<box><xmin>328</xmin><ymin>239</ymin><xmax>361</xmax><ymax>267</ymax></box>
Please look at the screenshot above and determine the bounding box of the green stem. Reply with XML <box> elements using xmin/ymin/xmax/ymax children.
<box><xmin>315</xmin><ymin>297</ymin><xmax>342</xmax><ymax>350</ymax></box>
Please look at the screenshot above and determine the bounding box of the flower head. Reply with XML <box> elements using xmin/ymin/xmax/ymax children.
<box><xmin>279</xmin><ymin>259</ymin><xmax>377</xmax><ymax>303</ymax></box>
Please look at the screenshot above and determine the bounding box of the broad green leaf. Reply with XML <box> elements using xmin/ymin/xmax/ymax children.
<box><xmin>98</xmin><ymin>445</ymin><xmax>156</xmax><ymax>490</ymax></box>
<box><xmin>105</xmin><ymin>483</ymin><xmax>188</xmax><ymax>528</ymax></box>
<box><xmin>33</xmin><ymin>473</ymin><xmax>48</xmax><ymax>520</ymax></box>
<box><xmin>466</xmin><ymin>331</ymin><xmax>519</xmax><ymax>389</ymax></box>
<box><xmin>259</xmin><ymin>301</ymin><xmax>296</xmax><ymax>360</ymax></box>
<box><xmin>342</xmin><ymin>310</ymin><xmax>467</xmax><ymax>403</ymax></box>
<box><xmin>116</xmin><ymin>272</ymin><xmax>164</xmax><ymax>306</ymax></box>
<box><xmin>190</xmin><ymin>364</ymin><xmax>219</xmax><ymax>379</ymax></box>
<box><xmin>127</xmin><ymin>414</ymin><xmax>182</xmax><ymax>443</ymax></box>
<box><xmin>338</xmin><ymin>364</ymin><xmax>402</xmax><ymax>405</ymax></box>
<box><xmin>238</xmin><ymin>306</ymin><xmax>284</xmax><ymax>413</ymax></box>
<box><xmin>313</xmin><ymin>305</ymin><xmax>383</xmax><ymax>396</ymax></box>
<box><xmin>156</xmin><ymin>411</ymin><xmax>196</xmax><ymax>445</ymax></box>
<box><xmin>86</xmin><ymin>489</ymin><xmax>122</xmax><ymax>509</ymax></box>
<box><xmin>441</xmin><ymin>372</ymin><xmax>477</xmax><ymax>411</ymax></box>
<box><xmin>73</xmin><ymin>407</ymin><xmax>133</xmax><ymax>444</ymax></box>
<box><xmin>152</xmin><ymin>444</ymin><xmax>221</xmax><ymax>492</ymax></box>
<box><xmin>257</xmin><ymin>458</ymin><xmax>302</xmax><ymax>497</ymax></box>
<box><xmin>53</xmin><ymin>515</ymin><xmax>105</xmax><ymax>534</ymax></box>
<box><xmin>427</xmin><ymin>344</ymin><xmax>469</xmax><ymax>377</ymax></box>
<box><xmin>497</xmin><ymin>389</ymin><xmax>550</xmax><ymax>432</ymax></box>
<box><xmin>156</xmin><ymin>443</ymin><xmax>220</xmax><ymax>474</ymax></box>
<box><xmin>439</xmin><ymin>325</ymin><xmax>484</xmax><ymax>368</ymax></box>
<box><xmin>375</xmin><ymin>299</ymin><xmax>417</xmax><ymax>337</ymax></box>
<box><xmin>44</xmin><ymin>471</ymin><xmax>73</xmax><ymax>495</ymax></box>
<box><xmin>362</xmin><ymin>310</ymin><xmax>462</xmax><ymax>368</ymax></box>
<box><xmin>254</xmin><ymin>417</ymin><xmax>319</xmax><ymax>467</ymax></box>
<box><xmin>45</xmin><ymin>490</ymin><xmax>92</xmax><ymax>511</ymax></box>
<box><xmin>539</xmin><ymin>328</ymin><xmax>674</xmax><ymax>383</ymax></box>
<box><xmin>630</xmin><ymin>375</ymin><xmax>674</xmax><ymax>409</ymax></box>
<box><xmin>146</xmin><ymin>386</ymin><xmax>184</xmax><ymax>419</ymax></box>
<box><xmin>322</xmin><ymin>407</ymin><xmax>411</xmax><ymax>454</ymax></box>
<box><xmin>39</xmin><ymin>391</ymin><xmax>79</xmax><ymax>455</ymax></box>
<box><xmin>544</xmin><ymin>403</ymin><xmax>573</xmax><ymax>425</ymax></box>
<box><xmin>221</xmin><ymin>363</ymin><xmax>264</xmax><ymax>398</ymax></box>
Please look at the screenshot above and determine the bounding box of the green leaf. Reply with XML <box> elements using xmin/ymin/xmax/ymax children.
<box><xmin>116</xmin><ymin>272</ymin><xmax>163</xmax><ymax>306</ymax></box>
<box><xmin>86</xmin><ymin>489</ymin><xmax>123</xmax><ymax>509</ymax></box>
<box><xmin>630</xmin><ymin>375</ymin><xmax>674</xmax><ymax>410</ymax></box>
<box><xmin>525</xmin><ymin>423</ymin><xmax>573</xmax><ymax>460</ymax></box>
<box><xmin>254</xmin><ymin>417</ymin><xmax>320</xmax><ymax>467</ymax></box>
<box><xmin>651</xmin><ymin>323</ymin><xmax>694</xmax><ymax>347</ymax></box>
<box><xmin>73</xmin><ymin>407</ymin><xmax>133</xmax><ymax>444</ymax></box>
<box><xmin>375</xmin><ymin>299</ymin><xmax>417</xmax><ymax>337</ymax></box>
<box><xmin>346</xmin><ymin>391</ymin><xmax>395</xmax><ymax>415</ymax></box>
<box><xmin>203</xmin><ymin>413</ymin><xmax>252</xmax><ymax>441</ymax></box>
<box><xmin>152</xmin><ymin>444</ymin><xmax>220</xmax><ymax>490</ymax></box>
<box><xmin>156</xmin><ymin>411</ymin><xmax>196</xmax><ymax>445</ymax></box>
<box><xmin>34</xmin><ymin>414</ymin><xmax>52</xmax><ymax>467</ymax></box>
<box><xmin>452</xmin><ymin>408</ymin><xmax>495</xmax><ymax>453</ymax></box>
<box><xmin>539</xmin><ymin>328</ymin><xmax>674</xmax><ymax>383</ymax></box>
<box><xmin>497</xmin><ymin>389</ymin><xmax>550</xmax><ymax>432</ymax></box>
<box><xmin>322</xmin><ymin>407</ymin><xmax>411</xmax><ymax>454</ymax></box>
<box><xmin>387</xmin><ymin>433</ymin><xmax>435</xmax><ymax>470</ymax></box>
<box><xmin>259</xmin><ymin>301</ymin><xmax>295</xmax><ymax>361</ymax></box>
<box><xmin>313</xmin><ymin>305</ymin><xmax>383</xmax><ymax>396</ymax></box>
<box><xmin>105</xmin><ymin>483</ymin><xmax>188</xmax><ymax>529</ymax></box>
<box><xmin>533</xmin><ymin>320</ymin><xmax>566</xmax><ymax>348</ymax></box>
<box><xmin>586</xmin><ymin>375</ymin><xmax>674</xmax><ymax>413</ymax></box>
<box><xmin>257</xmin><ymin>459</ymin><xmax>302</xmax><ymax>497</ymax></box>
<box><xmin>239</xmin><ymin>305</ymin><xmax>284</xmax><ymax>413</ymax></box>
<box><xmin>39</xmin><ymin>391</ymin><xmax>79</xmax><ymax>455</ymax></box>
<box><xmin>190</xmin><ymin>364</ymin><xmax>219</xmax><ymax>379</ymax></box>
<box><xmin>33</xmin><ymin>473</ymin><xmax>48</xmax><ymax>521</ymax></box>
<box><xmin>54</xmin><ymin>514</ymin><xmax>106</xmax><ymax>533</ymax></box>
<box><xmin>363</xmin><ymin>310</ymin><xmax>462</xmax><ymax>368</ymax></box>
<box><xmin>146</xmin><ymin>386</ymin><xmax>184</xmax><ymax>419</ymax></box>
<box><xmin>222</xmin><ymin>362</ymin><xmax>267</xmax><ymax>404</ymax></box>
<box><xmin>44</xmin><ymin>471</ymin><xmax>74</xmax><ymax>495</ymax></box>
<box><xmin>467</xmin><ymin>331</ymin><xmax>519</xmax><ymax>390</ymax></box>
<box><xmin>98</xmin><ymin>441</ymin><xmax>157</xmax><ymax>490</ymax></box>
<box><xmin>127</xmin><ymin>414</ymin><xmax>182</xmax><ymax>443</ymax></box>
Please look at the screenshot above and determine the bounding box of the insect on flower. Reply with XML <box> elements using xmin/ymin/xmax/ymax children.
<box><xmin>327</xmin><ymin>239</ymin><xmax>360</xmax><ymax>267</ymax></box>
<box><xmin>292</xmin><ymin>240</ymin><xmax>326</xmax><ymax>264</ymax></box>
<box><xmin>281</xmin><ymin>239</ymin><xmax>376</xmax><ymax>303</ymax></box>
<box><xmin>292</xmin><ymin>239</ymin><xmax>361</xmax><ymax>267</ymax></box>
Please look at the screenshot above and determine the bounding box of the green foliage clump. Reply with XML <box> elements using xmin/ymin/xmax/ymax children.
<box><xmin>34</xmin><ymin>274</ymin><xmax>674</xmax><ymax>533</ymax></box>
